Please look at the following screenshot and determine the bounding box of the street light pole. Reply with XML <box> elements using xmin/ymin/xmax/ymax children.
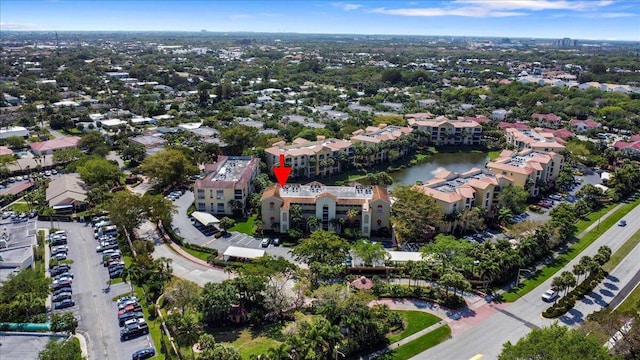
<box><xmin>334</xmin><ymin>345</ymin><xmax>346</xmax><ymax>360</ymax></box>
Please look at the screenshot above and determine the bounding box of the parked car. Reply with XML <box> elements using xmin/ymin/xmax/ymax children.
<box><xmin>541</xmin><ymin>289</ymin><xmax>559</xmax><ymax>302</ymax></box>
<box><xmin>261</xmin><ymin>238</ymin><xmax>270</xmax><ymax>248</ymax></box>
<box><xmin>118</xmin><ymin>304</ymin><xmax>143</xmax><ymax>316</ymax></box>
<box><xmin>52</xmin><ymin>285</ymin><xmax>72</xmax><ymax>296</ymax></box>
<box><xmin>52</xmin><ymin>253</ymin><xmax>68</xmax><ymax>261</ymax></box>
<box><xmin>109</xmin><ymin>269</ymin><xmax>123</xmax><ymax>279</ymax></box>
<box><xmin>120</xmin><ymin>322</ymin><xmax>149</xmax><ymax>341</ymax></box>
<box><xmin>272</xmin><ymin>238</ymin><xmax>280</xmax><ymax>246</ymax></box>
<box><xmin>117</xmin><ymin>296</ymin><xmax>138</xmax><ymax>306</ymax></box>
<box><xmin>118</xmin><ymin>311</ymin><xmax>144</xmax><ymax>327</ymax></box>
<box><xmin>52</xmin><ymin>292</ymin><xmax>73</xmax><ymax>302</ymax></box>
<box><xmin>118</xmin><ymin>300</ymin><xmax>140</xmax><ymax>310</ymax></box>
<box><xmin>50</xmin><ymin>264</ymin><xmax>71</xmax><ymax>277</ymax></box>
<box><xmin>97</xmin><ymin>243</ymin><xmax>119</xmax><ymax>252</ymax></box>
<box><xmin>132</xmin><ymin>348</ymin><xmax>156</xmax><ymax>360</ymax></box>
<box><xmin>53</xmin><ymin>299</ymin><xmax>75</xmax><ymax>309</ymax></box>
<box><xmin>52</xmin><ymin>279</ymin><xmax>73</xmax><ymax>288</ymax></box>
<box><xmin>54</xmin><ymin>275</ymin><xmax>74</xmax><ymax>283</ymax></box>
<box><xmin>51</xmin><ymin>248</ymin><xmax>68</xmax><ymax>256</ymax></box>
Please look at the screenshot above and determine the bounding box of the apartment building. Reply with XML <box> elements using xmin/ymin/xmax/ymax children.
<box><xmin>194</xmin><ymin>156</ymin><xmax>260</xmax><ymax>215</ymax></box>
<box><xmin>415</xmin><ymin>168</ymin><xmax>513</xmax><ymax>231</ymax></box>
<box><xmin>406</xmin><ymin>115</ymin><xmax>482</xmax><ymax>146</ymax></box>
<box><xmin>261</xmin><ymin>182</ymin><xmax>391</xmax><ymax>237</ymax></box>
<box><xmin>486</xmin><ymin>149</ymin><xmax>564</xmax><ymax>197</ymax></box>
<box><xmin>350</xmin><ymin>124</ymin><xmax>414</xmax><ymax>163</ymax></box>
<box><xmin>504</xmin><ymin>128</ymin><xmax>566</xmax><ymax>152</ymax></box>
<box><xmin>265</xmin><ymin>136</ymin><xmax>355</xmax><ymax>178</ymax></box>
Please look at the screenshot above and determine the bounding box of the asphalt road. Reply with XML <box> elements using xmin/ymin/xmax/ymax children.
<box><xmin>50</xmin><ymin>221</ymin><xmax>152</xmax><ymax>360</ymax></box>
<box><xmin>171</xmin><ymin>191</ymin><xmax>295</xmax><ymax>262</ymax></box>
<box><xmin>412</xmin><ymin>202</ymin><xmax>640</xmax><ymax>360</ymax></box>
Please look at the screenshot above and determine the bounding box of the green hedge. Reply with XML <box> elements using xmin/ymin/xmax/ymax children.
<box><xmin>165</xmin><ymin>227</ymin><xmax>184</xmax><ymax>246</ymax></box>
<box><xmin>182</xmin><ymin>242</ymin><xmax>218</xmax><ymax>256</ymax></box>
<box><xmin>542</xmin><ymin>270</ymin><xmax>607</xmax><ymax>318</ymax></box>
<box><xmin>373</xmin><ymin>283</ymin><xmax>466</xmax><ymax>310</ymax></box>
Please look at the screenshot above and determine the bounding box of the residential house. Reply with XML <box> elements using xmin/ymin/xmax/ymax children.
<box><xmin>532</xmin><ymin>113</ymin><xmax>563</xmax><ymax>128</ymax></box>
<box><xmin>260</xmin><ymin>182</ymin><xmax>391</xmax><ymax>237</ymax></box>
<box><xmin>406</xmin><ymin>115</ymin><xmax>482</xmax><ymax>146</ymax></box>
<box><xmin>46</xmin><ymin>174</ymin><xmax>87</xmax><ymax>212</ymax></box>
<box><xmin>414</xmin><ymin>168</ymin><xmax>513</xmax><ymax>231</ymax></box>
<box><xmin>0</xmin><ymin>126</ymin><xmax>29</xmax><ymax>140</ymax></box>
<box><xmin>613</xmin><ymin>134</ymin><xmax>640</xmax><ymax>157</ymax></box>
<box><xmin>569</xmin><ymin>119</ymin><xmax>602</xmax><ymax>133</ymax></box>
<box><xmin>265</xmin><ymin>136</ymin><xmax>355</xmax><ymax>179</ymax></box>
<box><xmin>30</xmin><ymin>136</ymin><xmax>81</xmax><ymax>156</ymax></box>
<box><xmin>130</xmin><ymin>135</ymin><xmax>166</xmax><ymax>151</ymax></box>
<box><xmin>194</xmin><ymin>156</ymin><xmax>260</xmax><ymax>216</ymax></box>
<box><xmin>350</xmin><ymin>124</ymin><xmax>414</xmax><ymax>163</ymax></box>
<box><xmin>504</xmin><ymin>128</ymin><xmax>566</xmax><ymax>152</ymax></box>
<box><xmin>486</xmin><ymin>149</ymin><xmax>564</xmax><ymax>197</ymax></box>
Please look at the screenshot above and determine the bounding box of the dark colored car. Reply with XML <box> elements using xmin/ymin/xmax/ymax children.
<box><xmin>120</xmin><ymin>323</ymin><xmax>149</xmax><ymax>341</ymax></box>
<box><xmin>109</xmin><ymin>269</ymin><xmax>123</xmax><ymax>279</ymax></box>
<box><xmin>52</xmin><ymin>285</ymin><xmax>72</xmax><ymax>296</ymax></box>
<box><xmin>118</xmin><ymin>311</ymin><xmax>144</xmax><ymax>327</ymax></box>
<box><xmin>53</xmin><ymin>299</ymin><xmax>75</xmax><ymax>309</ymax></box>
<box><xmin>132</xmin><ymin>348</ymin><xmax>156</xmax><ymax>360</ymax></box>
<box><xmin>52</xmin><ymin>292</ymin><xmax>73</xmax><ymax>302</ymax></box>
<box><xmin>50</xmin><ymin>264</ymin><xmax>71</xmax><ymax>276</ymax></box>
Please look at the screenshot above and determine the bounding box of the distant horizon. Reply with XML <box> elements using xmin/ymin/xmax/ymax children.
<box><xmin>1</xmin><ymin>0</ymin><xmax>639</xmax><ymax>41</ymax></box>
<box><xmin>1</xmin><ymin>29</ymin><xmax>638</xmax><ymax>43</ymax></box>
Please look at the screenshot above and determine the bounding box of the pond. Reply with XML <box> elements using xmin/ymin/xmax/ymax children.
<box><xmin>392</xmin><ymin>152</ymin><xmax>489</xmax><ymax>186</ymax></box>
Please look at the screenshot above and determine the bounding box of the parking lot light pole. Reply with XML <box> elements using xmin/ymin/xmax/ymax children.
<box><xmin>334</xmin><ymin>345</ymin><xmax>345</xmax><ymax>360</ymax></box>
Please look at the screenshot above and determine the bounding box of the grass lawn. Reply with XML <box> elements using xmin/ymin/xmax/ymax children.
<box><xmin>10</xmin><ymin>202</ymin><xmax>30</xmax><ymax>213</ymax></box>
<box><xmin>615</xmin><ymin>281</ymin><xmax>640</xmax><ymax>315</ymax></box>
<box><xmin>214</xmin><ymin>326</ymin><xmax>282</xmax><ymax>359</ymax></box>
<box><xmin>487</xmin><ymin>151</ymin><xmax>502</xmax><ymax>160</ymax></box>
<box><xmin>603</xmin><ymin>228</ymin><xmax>640</xmax><ymax>273</ymax></box>
<box><xmin>502</xmin><ymin>196</ymin><xmax>640</xmax><ymax>302</ymax></box>
<box><xmin>381</xmin><ymin>325</ymin><xmax>451</xmax><ymax>360</ymax></box>
<box><xmin>230</xmin><ymin>214</ymin><xmax>257</xmax><ymax>235</ymax></box>
<box><xmin>182</xmin><ymin>247</ymin><xmax>210</xmax><ymax>262</ymax></box>
<box><xmin>388</xmin><ymin>311</ymin><xmax>442</xmax><ymax>343</ymax></box>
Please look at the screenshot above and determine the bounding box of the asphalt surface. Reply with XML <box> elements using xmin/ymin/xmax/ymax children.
<box><xmin>171</xmin><ymin>191</ymin><xmax>295</xmax><ymax>262</ymax></box>
<box><xmin>412</xmin><ymin>202</ymin><xmax>640</xmax><ymax>360</ymax></box>
<box><xmin>49</xmin><ymin>221</ymin><xmax>152</xmax><ymax>360</ymax></box>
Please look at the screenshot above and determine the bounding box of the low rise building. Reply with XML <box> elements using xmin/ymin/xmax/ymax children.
<box><xmin>406</xmin><ymin>115</ymin><xmax>482</xmax><ymax>146</ymax></box>
<box><xmin>415</xmin><ymin>168</ymin><xmax>513</xmax><ymax>231</ymax></box>
<box><xmin>194</xmin><ymin>156</ymin><xmax>260</xmax><ymax>215</ymax></box>
<box><xmin>261</xmin><ymin>182</ymin><xmax>391</xmax><ymax>237</ymax></box>
<box><xmin>569</xmin><ymin>119</ymin><xmax>602</xmax><ymax>133</ymax></box>
<box><xmin>0</xmin><ymin>126</ymin><xmax>29</xmax><ymax>139</ymax></box>
<box><xmin>486</xmin><ymin>149</ymin><xmax>564</xmax><ymax>196</ymax></box>
<box><xmin>350</xmin><ymin>124</ymin><xmax>414</xmax><ymax>163</ymax></box>
<box><xmin>504</xmin><ymin>128</ymin><xmax>566</xmax><ymax>152</ymax></box>
<box><xmin>46</xmin><ymin>173</ymin><xmax>87</xmax><ymax>212</ymax></box>
<box><xmin>265</xmin><ymin>136</ymin><xmax>354</xmax><ymax>179</ymax></box>
<box><xmin>30</xmin><ymin>136</ymin><xmax>81</xmax><ymax>156</ymax></box>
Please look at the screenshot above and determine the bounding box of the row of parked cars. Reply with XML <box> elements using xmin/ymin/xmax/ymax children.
<box><xmin>48</xmin><ymin>230</ymin><xmax>76</xmax><ymax>310</ymax></box>
<box><xmin>92</xmin><ymin>217</ymin><xmax>124</xmax><ymax>280</ymax></box>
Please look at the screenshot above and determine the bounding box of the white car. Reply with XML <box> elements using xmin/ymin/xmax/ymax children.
<box><xmin>541</xmin><ymin>289</ymin><xmax>559</xmax><ymax>302</ymax></box>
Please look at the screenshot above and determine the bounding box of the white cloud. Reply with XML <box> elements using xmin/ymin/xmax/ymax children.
<box><xmin>0</xmin><ymin>22</ymin><xmax>39</xmax><ymax>30</ymax></box>
<box><xmin>370</xmin><ymin>6</ymin><xmax>526</xmax><ymax>17</ymax></box>
<box><xmin>343</xmin><ymin>4</ymin><xmax>363</xmax><ymax>11</ymax></box>
<box><xmin>367</xmin><ymin>0</ymin><xmax>623</xmax><ymax>18</ymax></box>
<box><xmin>600</xmin><ymin>12</ymin><xmax>637</xmax><ymax>18</ymax></box>
<box><xmin>332</xmin><ymin>3</ymin><xmax>363</xmax><ymax>11</ymax></box>
<box><xmin>228</xmin><ymin>14</ymin><xmax>252</xmax><ymax>20</ymax></box>
<box><xmin>454</xmin><ymin>0</ymin><xmax>614</xmax><ymax>11</ymax></box>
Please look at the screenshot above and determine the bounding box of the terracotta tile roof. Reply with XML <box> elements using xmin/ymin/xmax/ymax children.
<box><xmin>0</xmin><ymin>146</ymin><xmax>13</xmax><ymax>156</ymax></box>
<box><xmin>30</xmin><ymin>136</ymin><xmax>80</xmax><ymax>152</ymax></box>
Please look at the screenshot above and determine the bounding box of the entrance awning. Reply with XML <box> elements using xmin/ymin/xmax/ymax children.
<box><xmin>191</xmin><ymin>211</ymin><xmax>220</xmax><ymax>227</ymax></box>
<box><xmin>223</xmin><ymin>246</ymin><xmax>265</xmax><ymax>260</ymax></box>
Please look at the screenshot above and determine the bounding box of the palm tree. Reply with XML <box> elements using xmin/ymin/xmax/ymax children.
<box><xmin>345</xmin><ymin>208</ymin><xmax>360</xmax><ymax>228</ymax></box>
<box><xmin>572</xmin><ymin>263</ymin><xmax>586</xmax><ymax>283</ymax></box>
<box><xmin>306</xmin><ymin>216</ymin><xmax>320</xmax><ymax>232</ymax></box>
<box><xmin>121</xmin><ymin>263</ymin><xmax>143</xmax><ymax>295</ymax></box>
<box><xmin>227</xmin><ymin>199</ymin><xmax>244</xmax><ymax>217</ymax></box>
<box><xmin>560</xmin><ymin>271</ymin><xmax>576</xmax><ymax>297</ymax></box>
<box><xmin>289</xmin><ymin>204</ymin><xmax>303</xmax><ymax>230</ymax></box>
<box><xmin>551</xmin><ymin>275</ymin><xmax>566</xmax><ymax>302</ymax></box>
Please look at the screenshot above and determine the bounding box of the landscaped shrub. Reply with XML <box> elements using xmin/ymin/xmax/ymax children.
<box><xmin>182</xmin><ymin>242</ymin><xmax>218</xmax><ymax>256</ymax></box>
<box><xmin>543</xmin><ymin>270</ymin><xmax>607</xmax><ymax>318</ymax></box>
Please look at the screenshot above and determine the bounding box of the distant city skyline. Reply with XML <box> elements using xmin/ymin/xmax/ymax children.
<box><xmin>1</xmin><ymin>0</ymin><xmax>639</xmax><ymax>41</ymax></box>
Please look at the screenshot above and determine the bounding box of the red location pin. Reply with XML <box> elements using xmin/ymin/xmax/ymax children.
<box><xmin>273</xmin><ymin>154</ymin><xmax>292</xmax><ymax>188</ymax></box>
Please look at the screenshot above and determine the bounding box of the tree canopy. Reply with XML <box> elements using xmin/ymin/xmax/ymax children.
<box><xmin>391</xmin><ymin>185</ymin><xmax>443</xmax><ymax>243</ymax></box>
<box><xmin>499</xmin><ymin>323</ymin><xmax>614</xmax><ymax>360</ymax></box>
<box><xmin>291</xmin><ymin>230</ymin><xmax>350</xmax><ymax>266</ymax></box>
<box><xmin>140</xmin><ymin>148</ymin><xmax>198</xmax><ymax>189</ymax></box>
<box><xmin>77</xmin><ymin>158</ymin><xmax>121</xmax><ymax>187</ymax></box>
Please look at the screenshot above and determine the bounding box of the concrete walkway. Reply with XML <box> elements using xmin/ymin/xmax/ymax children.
<box><xmin>152</xmin><ymin>243</ymin><xmax>232</xmax><ymax>286</ymax></box>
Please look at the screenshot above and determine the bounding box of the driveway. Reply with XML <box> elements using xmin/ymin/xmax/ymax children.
<box><xmin>412</xmin><ymin>202</ymin><xmax>640</xmax><ymax>360</ymax></box>
<box><xmin>171</xmin><ymin>191</ymin><xmax>296</xmax><ymax>263</ymax></box>
<box><xmin>49</xmin><ymin>221</ymin><xmax>152</xmax><ymax>360</ymax></box>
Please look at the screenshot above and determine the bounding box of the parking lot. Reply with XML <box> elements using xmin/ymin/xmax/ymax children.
<box><xmin>171</xmin><ymin>191</ymin><xmax>295</xmax><ymax>262</ymax></box>
<box><xmin>49</xmin><ymin>221</ymin><xmax>152</xmax><ymax>360</ymax></box>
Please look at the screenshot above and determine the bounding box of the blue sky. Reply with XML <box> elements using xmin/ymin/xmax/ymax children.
<box><xmin>1</xmin><ymin>0</ymin><xmax>639</xmax><ymax>40</ymax></box>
